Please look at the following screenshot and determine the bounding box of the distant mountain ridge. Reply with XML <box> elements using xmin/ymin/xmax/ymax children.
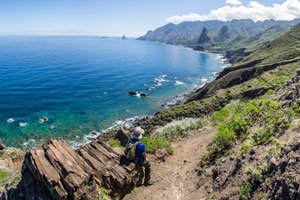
<box><xmin>139</xmin><ymin>19</ymin><xmax>300</xmax><ymax>53</ymax></box>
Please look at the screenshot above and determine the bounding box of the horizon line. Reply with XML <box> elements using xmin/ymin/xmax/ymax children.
<box><xmin>0</xmin><ymin>35</ymin><xmax>138</xmax><ymax>39</ymax></box>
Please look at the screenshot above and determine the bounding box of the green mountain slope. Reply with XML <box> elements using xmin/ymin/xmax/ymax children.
<box><xmin>141</xmin><ymin>23</ymin><xmax>300</xmax><ymax>135</ymax></box>
<box><xmin>137</xmin><ymin>23</ymin><xmax>300</xmax><ymax>200</ymax></box>
<box><xmin>241</xmin><ymin>23</ymin><xmax>300</xmax><ymax>65</ymax></box>
<box><xmin>139</xmin><ymin>19</ymin><xmax>300</xmax><ymax>53</ymax></box>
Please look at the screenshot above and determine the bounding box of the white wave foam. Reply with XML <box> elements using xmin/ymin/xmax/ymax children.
<box><xmin>154</xmin><ymin>75</ymin><xmax>168</xmax><ymax>87</ymax></box>
<box><xmin>23</xmin><ymin>139</ymin><xmax>36</xmax><ymax>147</ymax></box>
<box><xmin>200</xmin><ymin>77</ymin><xmax>208</xmax><ymax>82</ymax></box>
<box><xmin>19</xmin><ymin>122</ymin><xmax>28</xmax><ymax>127</ymax></box>
<box><xmin>175</xmin><ymin>80</ymin><xmax>184</xmax><ymax>85</ymax></box>
<box><xmin>211</xmin><ymin>72</ymin><xmax>219</xmax><ymax>77</ymax></box>
<box><xmin>7</xmin><ymin>118</ymin><xmax>15</xmax><ymax>123</ymax></box>
<box><xmin>68</xmin><ymin>116</ymin><xmax>145</xmax><ymax>150</ymax></box>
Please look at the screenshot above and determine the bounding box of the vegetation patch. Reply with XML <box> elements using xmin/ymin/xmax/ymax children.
<box><xmin>142</xmin><ymin>135</ymin><xmax>173</xmax><ymax>154</ymax></box>
<box><xmin>245</xmin><ymin>163</ymin><xmax>269</xmax><ymax>183</ymax></box>
<box><xmin>143</xmin><ymin>96</ymin><xmax>229</xmax><ymax>132</ymax></box>
<box><xmin>0</xmin><ymin>170</ymin><xmax>11</xmax><ymax>185</ymax></box>
<box><xmin>201</xmin><ymin>99</ymin><xmax>293</xmax><ymax>165</ymax></box>
<box><xmin>97</xmin><ymin>187</ymin><xmax>109</xmax><ymax>200</ymax></box>
<box><xmin>240</xmin><ymin>182</ymin><xmax>252</xmax><ymax>200</ymax></box>
<box><xmin>108</xmin><ymin>139</ymin><xmax>124</xmax><ymax>149</ymax></box>
<box><xmin>155</xmin><ymin>117</ymin><xmax>208</xmax><ymax>141</ymax></box>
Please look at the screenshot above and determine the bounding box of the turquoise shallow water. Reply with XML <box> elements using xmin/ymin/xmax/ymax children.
<box><xmin>0</xmin><ymin>36</ymin><xmax>224</xmax><ymax>148</ymax></box>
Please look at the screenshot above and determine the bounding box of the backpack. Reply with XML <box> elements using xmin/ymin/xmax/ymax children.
<box><xmin>125</xmin><ymin>141</ymin><xmax>139</xmax><ymax>162</ymax></box>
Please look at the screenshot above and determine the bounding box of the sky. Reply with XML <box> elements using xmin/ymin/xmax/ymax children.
<box><xmin>0</xmin><ymin>0</ymin><xmax>299</xmax><ymax>37</ymax></box>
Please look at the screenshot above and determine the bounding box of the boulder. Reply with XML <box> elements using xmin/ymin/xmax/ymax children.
<box><xmin>155</xmin><ymin>149</ymin><xmax>168</xmax><ymax>162</ymax></box>
<box><xmin>114</xmin><ymin>128</ymin><xmax>131</xmax><ymax>146</ymax></box>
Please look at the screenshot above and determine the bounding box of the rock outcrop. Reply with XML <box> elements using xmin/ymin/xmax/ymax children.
<box><xmin>0</xmin><ymin>140</ymin><xmax>5</xmax><ymax>151</ymax></box>
<box><xmin>198</xmin><ymin>27</ymin><xmax>210</xmax><ymax>44</ymax></box>
<box><xmin>187</xmin><ymin>57</ymin><xmax>300</xmax><ymax>102</ymax></box>
<box><xmin>2</xmin><ymin>139</ymin><xmax>138</xmax><ymax>200</ymax></box>
<box><xmin>260</xmin><ymin>138</ymin><xmax>300</xmax><ymax>200</ymax></box>
<box><xmin>114</xmin><ymin>128</ymin><xmax>131</xmax><ymax>146</ymax></box>
<box><xmin>225</xmin><ymin>48</ymin><xmax>252</xmax><ymax>64</ymax></box>
<box><xmin>274</xmin><ymin>70</ymin><xmax>300</xmax><ymax>106</ymax></box>
<box><xmin>219</xmin><ymin>25</ymin><xmax>229</xmax><ymax>40</ymax></box>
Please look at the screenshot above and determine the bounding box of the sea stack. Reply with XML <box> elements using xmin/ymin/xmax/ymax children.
<box><xmin>198</xmin><ymin>27</ymin><xmax>210</xmax><ymax>44</ymax></box>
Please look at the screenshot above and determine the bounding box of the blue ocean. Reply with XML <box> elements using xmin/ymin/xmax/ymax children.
<box><xmin>0</xmin><ymin>37</ymin><xmax>225</xmax><ymax>148</ymax></box>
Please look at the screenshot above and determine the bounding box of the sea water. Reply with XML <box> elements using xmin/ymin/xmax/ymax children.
<box><xmin>0</xmin><ymin>36</ymin><xmax>225</xmax><ymax>148</ymax></box>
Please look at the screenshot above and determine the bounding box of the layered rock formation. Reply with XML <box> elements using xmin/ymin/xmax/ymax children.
<box><xmin>2</xmin><ymin>139</ymin><xmax>138</xmax><ymax>200</ymax></box>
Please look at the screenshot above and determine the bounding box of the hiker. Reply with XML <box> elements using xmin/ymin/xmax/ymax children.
<box><xmin>125</xmin><ymin>127</ymin><xmax>153</xmax><ymax>186</ymax></box>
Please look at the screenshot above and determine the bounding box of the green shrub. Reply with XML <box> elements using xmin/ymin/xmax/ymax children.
<box><xmin>202</xmin><ymin>99</ymin><xmax>293</xmax><ymax>165</ymax></box>
<box><xmin>241</xmin><ymin>140</ymin><xmax>251</xmax><ymax>155</ymax></box>
<box><xmin>0</xmin><ymin>170</ymin><xmax>11</xmax><ymax>185</ymax></box>
<box><xmin>211</xmin><ymin>106</ymin><xmax>232</xmax><ymax>125</ymax></box>
<box><xmin>142</xmin><ymin>135</ymin><xmax>173</xmax><ymax>154</ymax></box>
<box><xmin>246</xmin><ymin>167</ymin><xmax>264</xmax><ymax>182</ymax></box>
<box><xmin>98</xmin><ymin>187</ymin><xmax>108</xmax><ymax>200</ymax></box>
<box><xmin>214</xmin><ymin>123</ymin><xmax>236</xmax><ymax>150</ymax></box>
<box><xmin>240</xmin><ymin>182</ymin><xmax>252</xmax><ymax>200</ymax></box>
<box><xmin>292</xmin><ymin>99</ymin><xmax>300</xmax><ymax>116</ymax></box>
<box><xmin>108</xmin><ymin>139</ymin><xmax>123</xmax><ymax>149</ymax></box>
<box><xmin>245</xmin><ymin>163</ymin><xmax>269</xmax><ymax>182</ymax></box>
<box><xmin>257</xmin><ymin>192</ymin><xmax>267</xmax><ymax>199</ymax></box>
<box><xmin>267</xmin><ymin>139</ymin><xmax>286</xmax><ymax>159</ymax></box>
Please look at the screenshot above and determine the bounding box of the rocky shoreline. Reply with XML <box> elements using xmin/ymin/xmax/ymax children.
<box><xmin>0</xmin><ymin>48</ymin><xmax>229</xmax><ymax>199</ymax></box>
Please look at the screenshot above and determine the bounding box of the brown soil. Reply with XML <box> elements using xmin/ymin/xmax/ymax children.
<box><xmin>124</xmin><ymin>127</ymin><xmax>216</xmax><ymax>200</ymax></box>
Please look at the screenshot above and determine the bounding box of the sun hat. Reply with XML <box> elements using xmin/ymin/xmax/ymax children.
<box><xmin>132</xmin><ymin>127</ymin><xmax>145</xmax><ymax>139</ymax></box>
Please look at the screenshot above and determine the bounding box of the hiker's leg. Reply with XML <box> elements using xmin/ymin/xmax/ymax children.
<box><xmin>143</xmin><ymin>160</ymin><xmax>151</xmax><ymax>184</ymax></box>
<box><xmin>136</xmin><ymin>164</ymin><xmax>144</xmax><ymax>186</ymax></box>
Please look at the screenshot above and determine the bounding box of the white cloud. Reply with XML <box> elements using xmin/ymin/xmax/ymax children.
<box><xmin>167</xmin><ymin>0</ymin><xmax>300</xmax><ymax>24</ymax></box>
<box><xmin>226</xmin><ymin>0</ymin><xmax>242</xmax><ymax>5</ymax></box>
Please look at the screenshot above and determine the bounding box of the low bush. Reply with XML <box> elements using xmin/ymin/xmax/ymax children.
<box><xmin>240</xmin><ymin>182</ymin><xmax>252</xmax><ymax>200</ymax></box>
<box><xmin>98</xmin><ymin>187</ymin><xmax>109</xmax><ymax>200</ymax></box>
<box><xmin>241</xmin><ymin>140</ymin><xmax>252</xmax><ymax>155</ymax></box>
<box><xmin>202</xmin><ymin>99</ymin><xmax>292</xmax><ymax>165</ymax></box>
<box><xmin>267</xmin><ymin>139</ymin><xmax>286</xmax><ymax>159</ymax></box>
<box><xmin>292</xmin><ymin>99</ymin><xmax>300</xmax><ymax>116</ymax></box>
<box><xmin>0</xmin><ymin>170</ymin><xmax>11</xmax><ymax>185</ymax></box>
<box><xmin>245</xmin><ymin>163</ymin><xmax>269</xmax><ymax>184</ymax></box>
<box><xmin>108</xmin><ymin>139</ymin><xmax>123</xmax><ymax>149</ymax></box>
<box><xmin>211</xmin><ymin>104</ymin><xmax>233</xmax><ymax>125</ymax></box>
<box><xmin>142</xmin><ymin>135</ymin><xmax>173</xmax><ymax>154</ymax></box>
<box><xmin>155</xmin><ymin>117</ymin><xmax>208</xmax><ymax>141</ymax></box>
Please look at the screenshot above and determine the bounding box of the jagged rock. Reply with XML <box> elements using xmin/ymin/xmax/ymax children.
<box><xmin>274</xmin><ymin>70</ymin><xmax>300</xmax><ymax>106</ymax></box>
<box><xmin>114</xmin><ymin>128</ymin><xmax>131</xmax><ymax>146</ymax></box>
<box><xmin>219</xmin><ymin>26</ymin><xmax>230</xmax><ymax>39</ymax></box>
<box><xmin>198</xmin><ymin>27</ymin><xmax>210</xmax><ymax>44</ymax></box>
<box><xmin>261</xmin><ymin>138</ymin><xmax>300</xmax><ymax>199</ymax></box>
<box><xmin>0</xmin><ymin>140</ymin><xmax>5</xmax><ymax>150</ymax></box>
<box><xmin>3</xmin><ymin>138</ymin><xmax>138</xmax><ymax>200</ymax></box>
<box><xmin>225</xmin><ymin>48</ymin><xmax>252</xmax><ymax>64</ymax></box>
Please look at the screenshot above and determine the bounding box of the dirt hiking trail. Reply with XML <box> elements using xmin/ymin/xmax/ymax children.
<box><xmin>124</xmin><ymin>127</ymin><xmax>216</xmax><ymax>200</ymax></box>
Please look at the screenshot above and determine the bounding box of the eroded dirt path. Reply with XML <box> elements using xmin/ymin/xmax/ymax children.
<box><xmin>124</xmin><ymin>127</ymin><xmax>216</xmax><ymax>200</ymax></box>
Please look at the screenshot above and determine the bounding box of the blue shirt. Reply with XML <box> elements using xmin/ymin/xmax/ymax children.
<box><xmin>128</xmin><ymin>138</ymin><xmax>146</xmax><ymax>164</ymax></box>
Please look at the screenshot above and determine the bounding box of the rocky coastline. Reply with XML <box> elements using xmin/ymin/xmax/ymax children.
<box><xmin>2</xmin><ymin>22</ymin><xmax>300</xmax><ymax>199</ymax></box>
